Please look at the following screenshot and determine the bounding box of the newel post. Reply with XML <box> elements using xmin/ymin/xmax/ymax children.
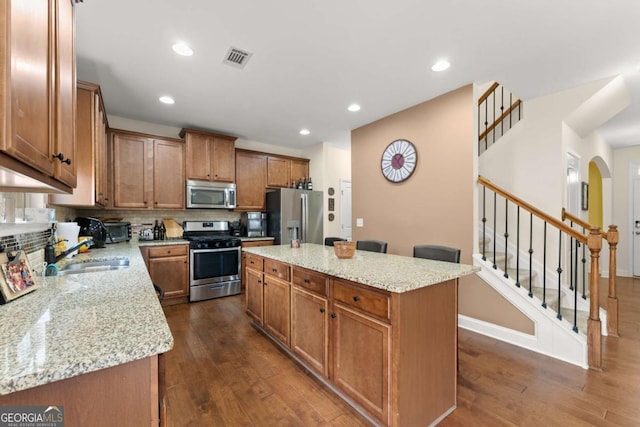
<box><xmin>587</xmin><ymin>227</ymin><xmax>602</xmax><ymax>370</ymax></box>
<box><xmin>607</xmin><ymin>225</ymin><xmax>619</xmax><ymax>337</ymax></box>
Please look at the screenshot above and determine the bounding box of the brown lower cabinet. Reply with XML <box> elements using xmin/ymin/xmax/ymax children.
<box><xmin>0</xmin><ymin>356</ymin><xmax>161</xmax><ymax>426</ymax></box>
<box><xmin>244</xmin><ymin>255</ymin><xmax>457</xmax><ymax>427</ymax></box>
<box><xmin>140</xmin><ymin>244</ymin><xmax>189</xmax><ymax>305</ymax></box>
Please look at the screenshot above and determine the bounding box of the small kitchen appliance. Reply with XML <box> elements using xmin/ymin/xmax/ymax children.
<box><xmin>75</xmin><ymin>217</ymin><xmax>108</xmax><ymax>248</ymax></box>
<box><xmin>240</xmin><ymin>212</ymin><xmax>267</xmax><ymax>237</ymax></box>
<box><xmin>103</xmin><ymin>221</ymin><xmax>131</xmax><ymax>243</ymax></box>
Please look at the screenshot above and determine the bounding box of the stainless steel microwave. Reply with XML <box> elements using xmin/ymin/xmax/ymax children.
<box><xmin>186</xmin><ymin>180</ymin><xmax>236</xmax><ymax>209</ymax></box>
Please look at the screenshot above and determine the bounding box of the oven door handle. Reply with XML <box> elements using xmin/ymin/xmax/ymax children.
<box><xmin>191</xmin><ymin>247</ymin><xmax>241</xmax><ymax>254</ymax></box>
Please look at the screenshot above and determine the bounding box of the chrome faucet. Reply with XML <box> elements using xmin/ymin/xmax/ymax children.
<box><xmin>45</xmin><ymin>238</ymin><xmax>95</xmax><ymax>265</ymax></box>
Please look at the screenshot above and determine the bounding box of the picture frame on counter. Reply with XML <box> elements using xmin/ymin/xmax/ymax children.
<box><xmin>0</xmin><ymin>251</ymin><xmax>39</xmax><ymax>303</ymax></box>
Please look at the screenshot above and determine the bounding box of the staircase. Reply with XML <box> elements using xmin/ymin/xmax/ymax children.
<box><xmin>468</xmin><ymin>176</ymin><xmax>619</xmax><ymax>370</ymax></box>
<box><xmin>468</xmin><ymin>233</ymin><xmax>606</xmax><ymax>369</ymax></box>
<box><xmin>478</xmin><ymin>82</ymin><xmax>523</xmax><ymax>155</ymax></box>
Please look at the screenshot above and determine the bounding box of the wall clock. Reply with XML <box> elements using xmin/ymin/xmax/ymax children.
<box><xmin>380</xmin><ymin>139</ymin><xmax>417</xmax><ymax>183</ymax></box>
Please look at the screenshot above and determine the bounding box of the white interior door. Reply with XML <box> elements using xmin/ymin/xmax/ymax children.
<box><xmin>633</xmin><ymin>178</ymin><xmax>640</xmax><ymax>276</ymax></box>
<box><xmin>340</xmin><ymin>180</ymin><xmax>352</xmax><ymax>240</ymax></box>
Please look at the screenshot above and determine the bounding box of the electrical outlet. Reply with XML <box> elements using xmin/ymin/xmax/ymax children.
<box><xmin>356</xmin><ymin>218</ymin><xmax>364</xmax><ymax>227</ymax></box>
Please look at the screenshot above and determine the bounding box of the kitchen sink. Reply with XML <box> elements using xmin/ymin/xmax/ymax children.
<box><xmin>57</xmin><ymin>257</ymin><xmax>130</xmax><ymax>275</ymax></box>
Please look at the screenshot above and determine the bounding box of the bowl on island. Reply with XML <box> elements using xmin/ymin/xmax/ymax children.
<box><xmin>333</xmin><ymin>241</ymin><xmax>356</xmax><ymax>259</ymax></box>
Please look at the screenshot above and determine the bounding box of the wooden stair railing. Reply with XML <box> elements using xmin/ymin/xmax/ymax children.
<box><xmin>478</xmin><ymin>82</ymin><xmax>522</xmax><ymax>154</ymax></box>
<box><xmin>562</xmin><ymin>208</ymin><xmax>619</xmax><ymax>337</ymax></box>
<box><xmin>478</xmin><ymin>176</ymin><xmax>604</xmax><ymax>370</ymax></box>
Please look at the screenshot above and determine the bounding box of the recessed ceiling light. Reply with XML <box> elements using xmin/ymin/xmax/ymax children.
<box><xmin>172</xmin><ymin>42</ymin><xmax>193</xmax><ymax>56</ymax></box>
<box><xmin>299</xmin><ymin>129</ymin><xmax>310</xmax><ymax>136</ymax></box>
<box><xmin>431</xmin><ymin>60</ymin><xmax>450</xmax><ymax>72</ymax></box>
<box><xmin>348</xmin><ymin>103</ymin><xmax>361</xmax><ymax>112</ymax></box>
<box><xmin>159</xmin><ymin>96</ymin><xmax>175</xmax><ymax>105</ymax></box>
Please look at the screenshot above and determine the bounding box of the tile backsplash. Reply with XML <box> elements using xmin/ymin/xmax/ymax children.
<box><xmin>75</xmin><ymin>209</ymin><xmax>242</xmax><ymax>226</ymax></box>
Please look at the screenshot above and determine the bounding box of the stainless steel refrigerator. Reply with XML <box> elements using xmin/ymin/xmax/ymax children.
<box><xmin>266</xmin><ymin>189</ymin><xmax>323</xmax><ymax>245</ymax></box>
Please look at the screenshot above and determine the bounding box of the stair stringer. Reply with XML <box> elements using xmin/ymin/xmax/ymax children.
<box><xmin>461</xmin><ymin>253</ymin><xmax>589</xmax><ymax>369</ymax></box>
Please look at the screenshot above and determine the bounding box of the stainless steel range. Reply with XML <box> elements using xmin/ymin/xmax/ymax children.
<box><xmin>183</xmin><ymin>220</ymin><xmax>242</xmax><ymax>302</ymax></box>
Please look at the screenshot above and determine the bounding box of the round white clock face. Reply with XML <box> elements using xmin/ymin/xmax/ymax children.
<box><xmin>380</xmin><ymin>139</ymin><xmax>417</xmax><ymax>183</ymax></box>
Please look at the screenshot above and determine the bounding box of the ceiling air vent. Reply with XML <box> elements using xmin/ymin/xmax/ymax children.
<box><xmin>223</xmin><ymin>47</ymin><xmax>253</xmax><ymax>69</ymax></box>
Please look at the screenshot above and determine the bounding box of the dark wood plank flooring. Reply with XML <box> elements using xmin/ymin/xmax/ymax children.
<box><xmin>163</xmin><ymin>276</ymin><xmax>640</xmax><ymax>426</ymax></box>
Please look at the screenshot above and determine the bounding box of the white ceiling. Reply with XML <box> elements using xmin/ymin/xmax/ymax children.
<box><xmin>75</xmin><ymin>0</ymin><xmax>640</xmax><ymax>150</ymax></box>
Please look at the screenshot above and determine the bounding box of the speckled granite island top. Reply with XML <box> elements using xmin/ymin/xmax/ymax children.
<box><xmin>0</xmin><ymin>240</ymin><xmax>174</xmax><ymax>395</ymax></box>
<box><xmin>243</xmin><ymin>243</ymin><xmax>479</xmax><ymax>293</ymax></box>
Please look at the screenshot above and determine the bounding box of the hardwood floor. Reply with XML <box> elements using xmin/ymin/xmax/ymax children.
<box><xmin>163</xmin><ymin>276</ymin><xmax>640</xmax><ymax>426</ymax></box>
<box><xmin>162</xmin><ymin>294</ymin><xmax>371</xmax><ymax>426</ymax></box>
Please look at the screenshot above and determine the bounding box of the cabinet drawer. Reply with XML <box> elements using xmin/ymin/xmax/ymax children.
<box><xmin>245</xmin><ymin>253</ymin><xmax>263</xmax><ymax>271</ymax></box>
<box><xmin>147</xmin><ymin>245</ymin><xmax>188</xmax><ymax>258</ymax></box>
<box><xmin>264</xmin><ymin>259</ymin><xmax>290</xmax><ymax>281</ymax></box>
<box><xmin>332</xmin><ymin>279</ymin><xmax>390</xmax><ymax>321</ymax></box>
<box><xmin>292</xmin><ymin>267</ymin><xmax>327</xmax><ymax>296</ymax></box>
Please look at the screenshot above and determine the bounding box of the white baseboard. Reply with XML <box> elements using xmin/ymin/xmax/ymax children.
<box><xmin>458</xmin><ymin>314</ymin><xmax>588</xmax><ymax>369</ymax></box>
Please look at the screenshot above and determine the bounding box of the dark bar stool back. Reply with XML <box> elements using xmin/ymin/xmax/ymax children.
<box><xmin>325</xmin><ymin>237</ymin><xmax>346</xmax><ymax>246</ymax></box>
<box><xmin>413</xmin><ymin>245</ymin><xmax>461</xmax><ymax>263</ymax></box>
<box><xmin>356</xmin><ymin>240</ymin><xmax>388</xmax><ymax>253</ymax></box>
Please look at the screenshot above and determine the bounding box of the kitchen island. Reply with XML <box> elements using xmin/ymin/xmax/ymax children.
<box><xmin>0</xmin><ymin>241</ymin><xmax>174</xmax><ymax>425</ymax></box>
<box><xmin>243</xmin><ymin>243</ymin><xmax>479</xmax><ymax>427</ymax></box>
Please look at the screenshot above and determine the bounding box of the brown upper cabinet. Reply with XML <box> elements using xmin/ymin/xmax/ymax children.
<box><xmin>180</xmin><ymin>128</ymin><xmax>236</xmax><ymax>182</ymax></box>
<box><xmin>111</xmin><ymin>129</ymin><xmax>185</xmax><ymax>210</ymax></box>
<box><xmin>50</xmin><ymin>81</ymin><xmax>109</xmax><ymax>207</ymax></box>
<box><xmin>0</xmin><ymin>0</ymin><xmax>78</xmax><ymax>192</ymax></box>
<box><xmin>236</xmin><ymin>149</ymin><xmax>310</xmax><ymax>210</ymax></box>
<box><xmin>267</xmin><ymin>155</ymin><xmax>310</xmax><ymax>188</ymax></box>
<box><xmin>235</xmin><ymin>150</ymin><xmax>267</xmax><ymax>211</ymax></box>
<box><xmin>266</xmin><ymin>156</ymin><xmax>290</xmax><ymax>188</ymax></box>
<box><xmin>290</xmin><ymin>159</ymin><xmax>310</xmax><ymax>188</ymax></box>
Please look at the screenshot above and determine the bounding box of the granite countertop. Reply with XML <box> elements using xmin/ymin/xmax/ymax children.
<box><xmin>243</xmin><ymin>243</ymin><xmax>479</xmax><ymax>293</ymax></box>
<box><xmin>137</xmin><ymin>238</ymin><xmax>189</xmax><ymax>246</ymax></box>
<box><xmin>0</xmin><ymin>240</ymin><xmax>174</xmax><ymax>395</ymax></box>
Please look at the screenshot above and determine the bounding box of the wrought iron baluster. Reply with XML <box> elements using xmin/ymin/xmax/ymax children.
<box><xmin>573</xmin><ymin>239</ymin><xmax>579</xmax><ymax>332</ymax></box>
<box><xmin>482</xmin><ymin>186</ymin><xmax>487</xmax><ymax>261</ymax></box>
<box><xmin>569</xmin><ymin>221</ymin><xmax>574</xmax><ymax>291</ymax></box>
<box><xmin>492</xmin><ymin>91</ymin><xmax>496</xmax><ymax>145</ymax></box>
<box><xmin>528</xmin><ymin>213</ymin><xmax>534</xmax><ymax>298</ymax></box>
<box><xmin>493</xmin><ymin>192</ymin><xmax>497</xmax><ymax>269</ymax></box>
<box><xmin>542</xmin><ymin>221</ymin><xmax>547</xmax><ymax>306</ymax></box>
<box><xmin>581</xmin><ymin>227</ymin><xmax>587</xmax><ymax>299</ymax></box>
<box><xmin>557</xmin><ymin>230</ymin><xmax>563</xmax><ymax>320</ymax></box>
<box><xmin>500</xmin><ymin>87</ymin><xmax>505</xmax><ymax>138</ymax></box>
<box><xmin>484</xmin><ymin>95</ymin><xmax>489</xmax><ymax>151</ymax></box>
<box><xmin>516</xmin><ymin>206</ymin><xmax>521</xmax><ymax>288</ymax></box>
<box><xmin>504</xmin><ymin>198</ymin><xmax>509</xmax><ymax>278</ymax></box>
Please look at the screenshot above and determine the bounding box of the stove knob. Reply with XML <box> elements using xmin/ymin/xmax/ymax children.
<box><xmin>215</xmin><ymin>241</ymin><xmax>221</xmax><ymax>248</ymax></box>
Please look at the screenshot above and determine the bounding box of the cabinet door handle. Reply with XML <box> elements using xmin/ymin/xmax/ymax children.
<box><xmin>52</xmin><ymin>153</ymin><xmax>71</xmax><ymax>165</ymax></box>
<box><xmin>272</xmin><ymin>268</ymin><xmax>277</xmax><ymax>273</ymax></box>
<box><xmin>304</xmin><ymin>278</ymin><xmax>310</xmax><ymax>283</ymax></box>
<box><xmin>330</xmin><ymin>313</ymin><xmax>336</xmax><ymax>319</ymax></box>
<box><xmin>320</xmin><ymin>308</ymin><xmax>325</xmax><ymax>313</ymax></box>
<box><xmin>353</xmin><ymin>296</ymin><xmax>360</xmax><ymax>302</ymax></box>
<box><xmin>257</xmin><ymin>279</ymin><xmax>262</xmax><ymax>284</ymax></box>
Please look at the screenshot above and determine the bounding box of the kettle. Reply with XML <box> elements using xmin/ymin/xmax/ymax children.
<box><xmin>75</xmin><ymin>217</ymin><xmax>108</xmax><ymax>248</ymax></box>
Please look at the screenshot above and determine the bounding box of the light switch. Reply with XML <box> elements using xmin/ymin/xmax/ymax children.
<box><xmin>356</xmin><ymin>218</ymin><xmax>364</xmax><ymax>227</ymax></box>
